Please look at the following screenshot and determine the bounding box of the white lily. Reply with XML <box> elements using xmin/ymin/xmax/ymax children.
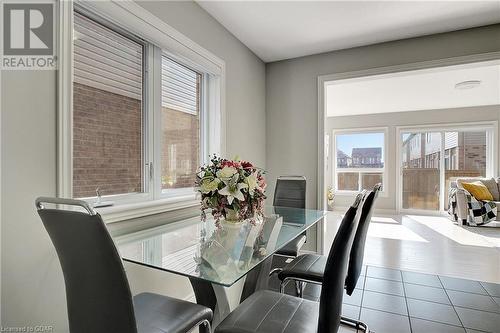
<box><xmin>245</xmin><ymin>173</ymin><xmax>258</xmax><ymax>196</ymax></box>
<box><xmin>219</xmin><ymin>174</ymin><xmax>248</xmax><ymax>205</ymax></box>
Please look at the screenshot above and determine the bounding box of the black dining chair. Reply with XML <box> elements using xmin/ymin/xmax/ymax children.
<box><xmin>276</xmin><ymin>183</ymin><xmax>382</xmax><ymax>332</ymax></box>
<box><xmin>273</xmin><ymin>175</ymin><xmax>308</xmax><ymax>257</ymax></box>
<box><xmin>214</xmin><ymin>193</ymin><xmax>364</xmax><ymax>333</ymax></box>
<box><xmin>35</xmin><ymin>197</ymin><xmax>213</xmax><ymax>333</ymax></box>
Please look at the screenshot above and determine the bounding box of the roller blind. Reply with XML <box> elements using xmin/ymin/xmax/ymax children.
<box><xmin>73</xmin><ymin>12</ymin><xmax>143</xmax><ymax>100</ymax></box>
<box><xmin>162</xmin><ymin>56</ymin><xmax>199</xmax><ymax>115</ymax></box>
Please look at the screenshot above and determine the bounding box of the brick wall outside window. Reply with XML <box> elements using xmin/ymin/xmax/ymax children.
<box><xmin>161</xmin><ymin>71</ymin><xmax>201</xmax><ymax>191</ymax></box>
<box><xmin>161</xmin><ymin>107</ymin><xmax>200</xmax><ymax>189</ymax></box>
<box><xmin>73</xmin><ymin>83</ymin><xmax>201</xmax><ymax>198</ymax></box>
<box><xmin>73</xmin><ymin>83</ymin><xmax>143</xmax><ymax>198</ymax></box>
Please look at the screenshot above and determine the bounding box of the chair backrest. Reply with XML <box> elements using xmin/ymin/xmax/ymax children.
<box><xmin>317</xmin><ymin>192</ymin><xmax>364</xmax><ymax>333</ymax></box>
<box><xmin>273</xmin><ymin>176</ymin><xmax>306</xmax><ymax>208</ymax></box>
<box><xmin>345</xmin><ymin>183</ymin><xmax>381</xmax><ymax>295</ymax></box>
<box><xmin>36</xmin><ymin>197</ymin><xmax>137</xmax><ymax>333</ymax></box>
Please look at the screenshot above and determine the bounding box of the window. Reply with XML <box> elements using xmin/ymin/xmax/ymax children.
<box><xmin>401</xmin><ymin>131</ymin><xmax>442</xmax><ymax>211</ymax></box>
<box><xmin>333</xmin><ymin>129</ymin><xmax>386</xmax><ymax>193</ymax></box>
<box><xmin>66</xmin><ymin>5</ymin><xmax>223</xmax><ymax>210</ymax></box>
<box><xmin>161</xmin><ymin>57</ymin><xmax>201</xmax><ymax>191</ymax></box>
<box><xmin>73</xmin><ymin>12</ymin><xmax>146</xmax><ymax>198</ymax></box>
<box><xmin>399</xmin><ymin>124</ymin><xmax>496</xmax><ymax>212</ymax></box>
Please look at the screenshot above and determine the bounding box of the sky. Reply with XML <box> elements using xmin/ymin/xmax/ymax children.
<box><xmin>336</xmin><ymin>133</ymin><xmax>384</xmax><ymax>157</ymax></box>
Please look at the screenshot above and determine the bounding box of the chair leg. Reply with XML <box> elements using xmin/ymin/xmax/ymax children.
<box><xmin>279</xmin><ymin>279</ymin><xmax>287</xmax><ymax>294</ymax></box>
<box><xmin>340</xmin><ymin>315</ymin><xmax>369</xmax><ymax>333</ymax></box>
<box><xmin>295</xmin><ymin>281</ymin><xmax>306</xmax><ymax>298</ymax></box>
<box><xmin>295</xmin><ymin>281</ymin><xmax>301</xmax><ymax>297</ymax></box>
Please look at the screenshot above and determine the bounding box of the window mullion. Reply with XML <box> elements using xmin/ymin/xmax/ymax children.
<box><xmin>439</xmin><ymin>131</ymin><xmax>445</xmax><ymax>212</ymax></box>
<box><xmin>486</xmin><ymin>129</ymin><xmax>495</xmax><ymax>178</ymax></box>
<box><xmin>143</xmin><ymin>44</ymin><xmax>152</xmax><ymax>197</ymax></box>
<box><xmin>200</xmin><ymin>74</ymin><xmax>209</xmax><ymax>164</ymax></box>
<box><xmin>151</xmin><ymin>46</ymin><xmax>163</xmax><ymax>200</ymax></box>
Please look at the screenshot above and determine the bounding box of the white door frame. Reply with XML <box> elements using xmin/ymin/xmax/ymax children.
<box><xmin>316</xmin><ymin>51</ymin><xmax>500</xmax><ymax>254</ymax></box>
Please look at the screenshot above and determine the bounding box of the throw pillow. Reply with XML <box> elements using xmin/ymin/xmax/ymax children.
<box><xmin>462</xmin><ymin>181</ymin><xmax>494</xmax><ymax>201</ymax></box>
<box><xmin>480</xmin><ymin>178</ymin><xmax>500</xmax><ymax>201</ymax></box>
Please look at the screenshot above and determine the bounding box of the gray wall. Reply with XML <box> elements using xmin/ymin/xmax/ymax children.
<box><xmin>0</xmin><ymin>1</ymin><xmax>265</xmax><ymax>331</ymax></box>
<box><xmin>1</xmin><ymin>70</ymin><xmax>63</xmax><ymax>328</ymax></box>
<box><xmin>266</xmin><ymin>24</ymin><xmax>500</xmax><ymax>212</ymax></box>
<box><xmin>326</xmin><ymin>105</ymin><xmax>500</xmax><ymax>210</ymax></box>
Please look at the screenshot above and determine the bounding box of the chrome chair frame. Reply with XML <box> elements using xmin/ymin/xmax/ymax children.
<box><xmin>35</xmin><ymin>196</ymin><xmax>97</xmax><ymax>215</ymax></box>
<box><xmin>195</xmin><ymin>319</ymin><xmax>212</xmax><ymax>333</ymax></box>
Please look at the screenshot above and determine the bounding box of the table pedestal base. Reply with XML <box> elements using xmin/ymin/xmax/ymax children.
<box><xmin>189</xmin><ymin>255</ymin><xmax>273</xmax><ymax>328</ymax></box>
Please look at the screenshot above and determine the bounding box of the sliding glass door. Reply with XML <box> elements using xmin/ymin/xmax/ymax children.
<box><xmin>401</xmin><ymin>132</ymin><xmax>442</xmax><ymax>211</ymax></box>
<box><xmin>399</xmin><ymin>124</ymin><xmax>495</xmax><ymax>213</ymax></box>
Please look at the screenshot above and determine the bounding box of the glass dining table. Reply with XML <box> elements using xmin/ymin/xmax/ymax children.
<box><xmin>113</xmin><ymin>206</ymin><xmax>326</xmax><ymax>326</ymax></box>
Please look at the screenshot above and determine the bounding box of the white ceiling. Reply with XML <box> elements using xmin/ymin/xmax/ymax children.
<box><xmin>197</xmin><ymin>1</ymin><xmax>500</xmax><ymax>62</ymax></box>
<box><xmin>326</xmin><ymin>61</ymin><xmax>500</xmax><ymax>117</ymax></box>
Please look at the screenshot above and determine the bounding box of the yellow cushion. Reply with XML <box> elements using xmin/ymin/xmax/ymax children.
<box><xmin>462</xmin><ymin>181</ymin><xmax>494</xmax><ymax>201</ymax></box>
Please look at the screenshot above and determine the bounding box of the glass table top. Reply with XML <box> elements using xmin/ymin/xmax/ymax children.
<box><xmin>114</xmin><ymin>206</ymin><xmax>326</xmax><ymax>286</ymax></box>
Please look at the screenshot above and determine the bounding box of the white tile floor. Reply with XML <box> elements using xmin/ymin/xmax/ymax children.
<box><xmin>324</xmin><ymin>212</ymin><xmax>500</xmax><ymax>283</ymax></box>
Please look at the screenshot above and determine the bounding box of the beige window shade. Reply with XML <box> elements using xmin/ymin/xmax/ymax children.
<box><xmin>162</xmin><ymin>56</ymin><xmax>199</xmax><ymax>115</ymax></box>
<box><xmin>73</xmin><ymin>12</ymin><xmax>143</xmax><ymax>100</ymax></box>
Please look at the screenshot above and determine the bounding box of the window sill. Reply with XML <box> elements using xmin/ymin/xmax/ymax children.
<box><xmin>97</xmin><ymin>194</ymin><xmax>199</xmax><ymax>224</ymax></box>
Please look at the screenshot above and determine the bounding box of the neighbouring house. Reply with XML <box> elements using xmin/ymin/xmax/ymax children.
<box><xmin>337</xmin><ymin>150</ymin><xmax>352</xmax><ymax>167</ymax></box>
<box><xmin>351</xmin><ymin>147</ymin><xmax>383</xmax><ymax>168</ymax></box>
<box><xmin>402</xmin><ymin>132</ymin><xmax>486</xmax><ymax>170</ymax></box>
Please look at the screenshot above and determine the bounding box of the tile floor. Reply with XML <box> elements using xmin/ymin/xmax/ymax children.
<box><xmin>270</xmin><ymin>264</ymin><xmax>500</xmax><ymax>333</ymax></box>
<box><xmin>269</xmin><ymin>212</ymin><xmax>500</xmax><ymax>332</ymax></box>
<box><xmin>324</xmin><ymin>213</ymin><xmax>500</xmax><ymax>283</ymax></box>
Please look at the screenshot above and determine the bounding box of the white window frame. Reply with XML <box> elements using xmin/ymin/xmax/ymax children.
<box><xmin>396</xmin><ymin>121</ymin><xmax>498</xmax><ymax>214</ymax></box>
<box><xmin>332</xmin><ymin>127</ymin><xmax>388</xmax><ymax>196</ymax></box>
<box><xmin>57</xmin><ymin>1</ymin><xmax>226</xmax><ymax>222</ymax></box>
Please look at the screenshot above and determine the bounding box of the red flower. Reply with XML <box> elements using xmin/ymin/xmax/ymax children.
<box><xmin>241</xmin><ymin>161</ymin><xmax>253</xmax><ymax>169</ymax></box>
<box><xmin>258</xmin><ymin>178</ymin><xmax>267</xmax><ymax>191</ymax></box>
<box><xmin>221</xmin><ymin>160</ymin><xmax>241</xmax><ymax>169</ymax></box>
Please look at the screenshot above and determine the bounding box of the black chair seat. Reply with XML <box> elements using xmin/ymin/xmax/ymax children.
<box><xmin>215</xmin><ymin>290</ymin><xmax>318</xmax><ymax>333</ymax></box>
<box><xmin>276</xmin><ymin>234</ymin><xmax>307</xmax><ymax>257</ymax></box>
<box><xmin>134</xmin><ymin>292</ymin><xmax>212</xmax><ymax>333</ymax></box>
<box><xmin>278</xmin><ymin>254</ymin><xmax>325</xmax><ymax>284</ymax></box>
